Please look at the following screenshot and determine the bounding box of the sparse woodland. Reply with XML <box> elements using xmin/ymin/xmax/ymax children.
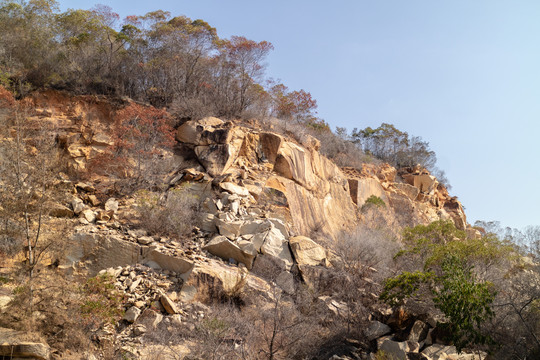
<box><xmin>0</xmin><ymin>1</ymin><xmax>539</xmax><ymax>360</ymax></box>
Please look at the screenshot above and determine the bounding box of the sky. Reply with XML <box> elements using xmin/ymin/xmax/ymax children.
<box><xmin>58</xmin><ymin>0</ymin><xmax>540</xmax><ymax>230</ymax></box>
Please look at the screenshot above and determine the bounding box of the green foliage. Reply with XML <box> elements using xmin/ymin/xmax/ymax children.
<box><xmin>380</xmin><ymin>271</ymin><xmax>434</xmax><ymax>307</ymax></box>
<box><xmin>432</xmin><ymin>255</ymin><xmax>495</xmax><ymax>350</ymax></box>
<box><xmin>381</xmin><ymin>220</ymin><xmax>511</xmax><ymax>351</ymax></box>
<box><xmin>362</xmin><ymin>195</ymin><xmax>386</xmax><ymax>211</ymax></box>
<box><xmin>80</xmin><ymin>274</ymin><xmax>125</xmax><ymax>328</ymax></box>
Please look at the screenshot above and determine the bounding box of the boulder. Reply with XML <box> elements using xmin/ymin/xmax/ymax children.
<box><xmin>364</xmin><ymin>320</ymin><xmax>391</xmax><ymax>341</ymax></box>
<box><xmin>175</xmin><ymin>117</ymin><xmax>224</xmax><ymax>145</ymax></box>
<box><xmin>203</xmin><ymin>236</ymin><xmax>256</xmax><ymax>269</ymax></box>
<box><xmin>0</xmin><ymin>327</ymin><xmax>50</xmax><ymax>360</ymax></box>
<box><xmin>408</xmin><ymin>320</ymin><xmax>429</xmax><ymax>342</ymax></box>
<box><xmin>289</xmin><ymin>236</ymin><xmax>327</xmax><ymax>266</ymax></box>
<box><xmin>160</xmin><ymin>293</ymin><xmax>178</xmax><ymax>314</ymax></box>
<box><xmin>216</xmin><ymin>219</ymin><xmax>244</xmax><ymax>239</ymax></box>
<box><xmin>394</xmin><ymin>182</ymin><xmax>420</xmax><ymax>201</ymax></box>
<box><xmin>219</xmin><ymin>182</ymin><xmax>251</xmax><ymax>197</ymax></box>
<box><xmin>260</xmin><ymin>226</ymin><xmax>293</xmax><ymax>269</ymax></box>
<box><xmin>47</xmin><ymin>202</ymin><xmax>73</xmax><ymax>218</ymax></box>
<box><xmin>104</xmin><ymin>198</ymin><xmax>119</xmax><ymax>212</ymax></box>
<box><xmin>81</xmin><ymin>209</ymin><xmax>96</xmax><ymax>223</ymax></box>
<box><xmin>123</xmin><ymin>306</ymin><xmax>141</xmax><ymax>323</ymax></box>
<box><xmin>71</xmin><ymin>197</ymin><xmax>85</xmax><ymax>215</ymax></box>
<box><xmin>348</xmin><ymin>178</ymin><xmax>388</xmax><ymax>208</ymax></box>
<box><xmin>421</xmin><ymin>344</ymin><xmax>457</xmax><ymax>360</ymax></box>
<box><xmin>379</xmin><ymin>339</ymin><xmax>407</xmax><ymax>360</ymax></box>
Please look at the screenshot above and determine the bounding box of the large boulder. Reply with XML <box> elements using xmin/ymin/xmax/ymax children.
<box><xmin>348</xmin><ymin>177</ymin><xmax>388</xmax><ymax>208</ymax></box>
<box><xmin>364</xmin><ymin>320</ymin><xmax>391</xmax><ymax>341</ymax></box>
<box><xmin>260</xmin><ymin>226</ymin><xmax>294</xmax><ymax>269</ymax></box>
<box><xmin>175</xmin><ymin>117</ymin><xmax>224</xmax><ymax>145</ymax></box>
<box><xmin>203</xmin><ymin>236</ymin><xmax>256</xmax><ymax>269</ymax></box>
<box><xmin>289</xmin><ymin>236</ymin><xmax>327</xmax><ymax>266</ymax></box>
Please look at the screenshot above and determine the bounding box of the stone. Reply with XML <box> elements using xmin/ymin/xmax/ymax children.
<box><xmin>201</xmin><ymin>213</ymin><xmax>218</xmax><ymax>233</ymax></box>
<box><xmin>123</xmin><ymin>306</ymin><xmax>141</xmax><ymax>323</ymax></box>
<box><xmin>175</xmin><ymin>117</ymin><xmax>225</xmax><ymax>145</ymax></box>
<box><xmin>394</xmin><ymin>182</ymin><xmax>420</xmax><ymax>201</ymax></box>
<box><xmin>239</xmin><ymin>219</ymin><xmax>272</xmax><ymax>236</ymax></box>
<box><xmin>203</xmin><ymin>236</ymin><xmax>255</xmax><ymax>269</ymax></box>
<box><xmin>47</xmin><ymin>202</ymin><xmax>73</xmax><ymax>218</ymax></box>
<box><xmin>81</xmin><ymin>209</ymin><xmax>96</xmax><ymax>223</ymax></box>
<box><xmin>220</xmin><ymin>182</ymin><xmax>251</xmax><ymax>197</ymax></box>
<box><xmin>104</xmin><ymin>198</ymin><xmax>119</xmax><ymax>212</ymax></box>
<box><xmin>71</xmin><ymin>197</ymin><xmax>85</xmax><ymax>215</ymax></box>
<box><xmin>379</xmin><ymin>339</ymin><xmax>407</xmax><ymax>360</ymax></box>
<box><xmin>422</xmin><ymin>344</ymin><xmax>457</xmax><ymax>360</ymax></box>
<box><xmin>202</xmin><ymin>198</ymin><xmax>219</xmax><ymax>215</ymax></box>
<box><xmin>136</xmin><ymin>309</ymin><xmax>163</xmax><ymax>329</ymax></box>
<box><xmin>348</xmin><ymin>177</ymin><xmax>388</xmax><ymax>208</ymax></box>
<box><xmin>179</xmin><ymin>285</ymin><xmax>197</xmax><ymax>302</ymax></box>
<box><xmin>133</xmin><ymin>324</ymin><xmax>147</xmax><ymax>336</ymax></box>
<box><xmin>289</xmin><ymin>236</ymin><xmax>327</xmax><ymax>266</ymax></box>
<box><xmin>408</xmin><ymin>320</ymin><xmax>429</xmax><ymax>342</ymax></box>
<box><xmin>138</xmin><ymin>236</ymin><xmax>154</xmax><ymax>245</ymax></box>
<box><xmin>0</xmin><ymin>328</ymin><xmax>50</xmax><ymax>360</ymax></box>
<box><xmin>88</xmin><ymin>194</ymin><xmax>100</xmax><ymax>206</ymax></box>
<box><xmin>194</xmin><ymin>131</ymin><xmax>244</xmax><ymax>176</ymax></box>
<box><xmin>216</xmin><ymin>219</ymin><xmax>244</xmax><ymax>239</ymax></box>
<box><xmin>259</xmin><ymin>132</ymin><xmax>283</xmax><ymax>164</ymax></box>
<box><xmin>260</xmin><ymin>226</ymin><xmax>293</xmax><ymax>269</ymax></box>
<box><xmin>364</xmin><ymin>320</ymin><xmax>391</xmax><ymax>341</ymax></box>
<box><xmin>160</xmin><ymin>294</ymin><xmax>178</xmax><ymax>314</ymax></box>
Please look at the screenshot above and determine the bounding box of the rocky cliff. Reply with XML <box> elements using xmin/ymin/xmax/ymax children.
<box><xmin>0</xmin><ymin>91</ymin><xmax>485</xmax><ymax>360</ymax></box>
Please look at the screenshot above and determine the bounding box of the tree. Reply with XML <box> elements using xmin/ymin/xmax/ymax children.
<box><xmin>271</xmin><ymin>84</ymin><xmax>318</xmax><ymax>124</ymax></box>
<box><xmin>380</xmin><ymin>220</ymin><xmax>512</xmax><ymax>351</ymax></box>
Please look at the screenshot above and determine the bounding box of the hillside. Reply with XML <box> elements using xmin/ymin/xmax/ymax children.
<box><xmin>0</xmin><ymin>90</ymin><xmax>538</xmax><ymax>360</ymax></box>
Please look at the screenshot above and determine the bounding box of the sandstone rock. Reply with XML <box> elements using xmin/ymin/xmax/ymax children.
<box><xmin>160</xmin><ymin>293</ymin><xmax>178</xmax><ymax>314</ymax></box>
<box><xmin>379</xmin><ymin>339</ymin><xmax>407</xmax><ymax>360</ymax></box>
<box><xmin>47</xmin><ymin>202</ymin><xmax>73</xmax><ymax>218</ymax></box>
<box><xmin>422</xmin><ymin>344</ymin><xmax>457</xmax><ymax>360</ymax></box>
<box><xmin>364</xmin><ymin>320</ymin><xmax>391</xmax><ymax>341</ymax></box>
<box><xmin>203</xmin><ymin>236</ymin><xmax>255</xmax><ymax>269</ymax></box>
<box><xmin>138</xmin><ymin>236</ymin><xmax>154</xmax><ymax>245</ymax></box>
<box><xmin>71</xmin><ymin>197</ymin><xmax>85</xmax><ymax>215</ymax></box>
<box><xmin>220</xmin><ymin>182</ymin><xmax>251</xmax><ymax>197</ymax></box>
<box><xmin>96</xmin><ymin>210</ymin><xmax>114</xmax><ymax>221</ymax></box>
<box><xmin>88</xmin><ymin>194</ymin><xmax>100</xmax><ymax>206</ymax></box>
<box><xmin>260</xmin><ymin>226</ymin><xmax>293</xmax><ymax>269</ymax></box>
<box><xmin>81</xmin><ymin>209</ymin><xmax>96</xmax><ymax>223</ymax></box>
<box><xmin>216</xmin><ymin>219</ymin><xmax>244</xmax><ymax>239</ymax></box>
<box><xmin>408</xmin><ymin>320</ymin><xmax>429</xmax><ymax>342</ymax></box>
<box><xmin>289</xmin><ymin>236</ymin><xmax>327</xmax><ymax>266</ymax></box>
<box><xmin>395</xmin><ymin>182</ymin><xmax>420</xmax><ymax>201</ymax></box>
<box><xmin>348</xmin><ymin>178</ymin><xmax>388</xmax><ymax>208</ymax></box>
<box><xmin>123</xmin><ymin>306</ymin><xmax>141</xmax><ymax>323</ymax></box>
<box><xmin>259</xmin><ymin>132</ymin><xmax>283</xmax><ymax>164</ymax></box>
<box><xmin>75</xmin><ymin>182</ymin><xmax>95</xmax><ymax>192</ymax></box>
<box><xmin>239</xmin><ymin>219</ymin><xmax>272</xmax><ymax>235</ymax></box>
<box><xmin>200</xmin><ymin>213</ymin><xmax>218</xmax><ymax>233</ymax></box>
<box><xmin>104</xmin><ymin>198</ymin><xmax>119</xmax><ymax>212</ymax></box>
<box><xmin>175</xmin><ymin>117</ymin><xmax>224</xmax><ymax>145</ymax></box>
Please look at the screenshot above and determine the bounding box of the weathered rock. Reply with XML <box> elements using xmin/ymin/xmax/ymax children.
<box><xmin>394</xmin><ymin>182</ymin><xmax>420</xmax><ymax>201</ymax></box>
<box><xmin>408</xmin><ymin>320</ymin><xmax>429</xmax><ymax>342</ymax></box>
<box><xmin>216</xmin><ymin>219</ymin><xmax>244</xmax><ymax>239</ymax></box>
<box><xmin>203</xmin><ymin>236</ymin><xmax>255</xmax><ymax>269</ymax></box>
<box><xmin>71</xmin><ymin>197</ymin><xmax>85</xmax><ymax>215</ymax></box>
<box><xmin>175</xmin><ymin>117</ymin><xmax>224</xmax><ymax>145</ymax></box>
<box><xmin>104</xmin><ymin>198</ymin><xmax>119</xmax><ymax>212</ymax></box>
<box><xmin>289</xmin><ymin>236</ymin><xmax>327</xmax><ymax>266</ymax></box>
<box><xmin>160</xmin><ymin>294</ymin><xmax>178</xmax><ymax>314</ymax></box>
<box><xmin>201</xmin><ymin>213</ymin><xmax>218</xmax><ymax>233</ymax></box>
<box><xmin>133</xmin><ymin>324</ymin><xmax>147</xmax><ymax>336</ymax></box>
<box><xmin>239</xmin><ymin>219</ymin><xmax>272</xmax><ymax>235</ymax></box>
<box><xmin>138</xmin><ymin>236</ymin><xmax>154</xmax><ymax>245</ymax></box>
<box><xmin>87</xmin><ymin>194</ymin><xmax>100</xmax><ymax>206</ymax></box>
<box><xmin>379</xmin><ymin>339</ymin><xmax>407</xmax><ymax>360</ymax></box>
<box><xmin>260</xmin><ymin>226</ymin><xmax>293</xmax><ymax>269</ymax></box>
<box><xmin>220</xmin><ymin>182</ymin><xmax>251</xmax><ymax>197</ymax></box>
<box><xmin>47</xmin><ymin>202</ymin><xmax>73</xmax><ymax>218</ymax></box>
<box><xmin>421</xmin><ymin>344</ymin><xmax>457</xmax><ymax>360</ymax></box>
<box><xmin>348</xmin><ymin>177</ymin><xmax>388</xmax><ymax>208</ymax></box>
<box><xmin>81</xmin><ymin>209</ymin><xmax>96</xmax><ymax>223</ymax></box>
<box><xmin>259</xmin><ymin>132</ymin><xmax>283</xmax><ymax>164</ymax></box>
<box><xmin>364</xmin><ymin>320</ymin><xmax>391</xmax><ymax>341</ymax></box>
<box><xmin>0</xmin><ymin>328</ymin><xmax>50</xmax><ymax>360</ymax></box>
<box><xmin>123</xmin><ymin>306</ymin><xmax>141</xmax><ymax>323</ymax></box>
<box><xmin>136</xmin><ymin>309</ymin><xmax>163</xmax><ymax>330</ymax></box>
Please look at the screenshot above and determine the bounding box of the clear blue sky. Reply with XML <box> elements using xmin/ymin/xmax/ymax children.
<box><xmin>59</xmin><ymin>0</ymin><xmax>540</xmax><ymax>230</ymax></box>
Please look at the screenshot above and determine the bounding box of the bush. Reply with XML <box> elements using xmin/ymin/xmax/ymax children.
<box><xmin>80</xmin><ymin>274</ymin><xmax>125</xmax><ymax>329</ymax></box>
<box><xmin>136</xmin><ymin>187</ymin><xmax>201</xmax><ymax>240</ymax></box>
<box><xmin>362</xmin><ymin>195</ymin><xmax>386</xmax><ymax>211</ymax></box>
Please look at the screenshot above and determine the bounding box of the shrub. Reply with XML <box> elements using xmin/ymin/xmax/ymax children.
<box><xmin>136</xmin><ymin>187</ymin><xmax>201</xmax><ymax>240</ymax></box>
<box><xmin>380</xmin><ymin>220</ymin><xmax>512</xmax><ymax>351</ymax></box>
<box><xmin>362</xmin><ymin>195</ymin><xmax>386</xmax><ymax>211</ymax></box>
<box><xmin>80</xmin><ymin>274</ymin><xmax>125</xmax><ymax>329</ymax></box>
